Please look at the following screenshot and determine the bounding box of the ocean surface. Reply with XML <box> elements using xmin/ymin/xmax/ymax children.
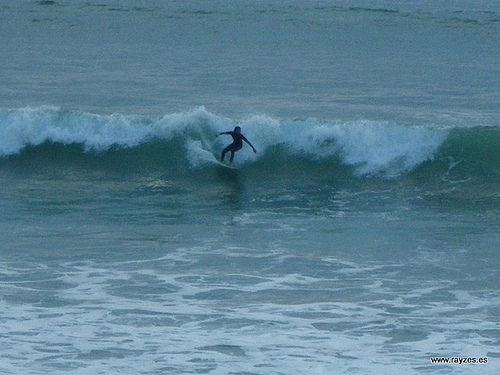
<box><xmin>0</xmin><ymin>1</ymin><xmax>499</xmax><ymax>374</ymax></box>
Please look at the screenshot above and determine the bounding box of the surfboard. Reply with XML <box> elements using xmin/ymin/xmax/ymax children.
<box><xmin>189</xmin><ymin>141</ymin><xmax>239</xmax><ymax>169</ymax></box>
<box><xmin>214</xmin><ymin>160</ymin><xmax>238</xmax><ymax>169</ymax></box>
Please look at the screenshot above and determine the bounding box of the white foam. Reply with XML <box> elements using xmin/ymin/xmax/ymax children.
<box><xmin>0</xmin><ymin>106</ymin><xmax>448</xmax><ymax>176</ymax></box>
<box><xmin>2</xmin><ymin>249</ymin><xmax>499</xmax><ymax>375</ymax></box>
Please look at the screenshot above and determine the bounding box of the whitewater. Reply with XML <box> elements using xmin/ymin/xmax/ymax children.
<box><xmin>0</xmin><ymin>106</ymin><xmax>450</xmax><ymax>174</ymax></box>
<box><xmin>0</xmin><ymin>1</ymin><xmax>499</xmax><ymax>374</ymax></box>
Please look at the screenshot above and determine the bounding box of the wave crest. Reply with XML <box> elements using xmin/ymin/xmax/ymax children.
<box><xmin>1</xmin><ymin>106</ymin><xmax>494</xmax><ymax>179</ymax></box>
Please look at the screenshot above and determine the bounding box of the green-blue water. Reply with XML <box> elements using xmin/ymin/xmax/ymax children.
<box><xmin>0</xmin><ymin>1</ymin><xmax>499</xmax><ymax>374</ymax></box>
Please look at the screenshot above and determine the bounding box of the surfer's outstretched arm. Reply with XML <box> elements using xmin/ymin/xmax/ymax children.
<box><xmin>242</xmin><ymin>135</ymin><xmax>257</xmax><ymax>153</ymax></box>
<box><xmin>218</xmin><ymin>131</ymin><xmax>232</xmax><ymax>136</ymax></box>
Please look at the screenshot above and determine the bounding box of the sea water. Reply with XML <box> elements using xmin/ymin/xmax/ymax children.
<box><xmin>0</xmin><ymin>1</ymin><xmax>499</xmax><ymax>374</ymax></box>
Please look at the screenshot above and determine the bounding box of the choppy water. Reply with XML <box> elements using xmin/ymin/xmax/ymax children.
<box><xmin>0</xmin><ymin>1</ymin><xmax>499</xmax><ymax>374</ymax></box>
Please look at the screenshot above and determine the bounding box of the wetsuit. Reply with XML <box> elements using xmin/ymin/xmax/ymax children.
<box><xmin>219</xmin><ymin>131</ymin><xmax>254</xmax><ymax>163</ymax></box>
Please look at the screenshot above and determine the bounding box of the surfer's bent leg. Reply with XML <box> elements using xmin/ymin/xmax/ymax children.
<box><xmin>229</xmin><ymin>144</ymin><xmax>242</xmax><ymax>163</ymax></box>
<box><xmin>220</xmin><ymin>143</ymin><xmax>241</xmax><ymax>162</ymax></box>
<box><xmin>221</xmin><ymin>143</ymin><xmax>241</xmax><ymax>162</ymax></box>
<box><xmin>221</xmin><ymin>144</ymin><xmax>233</xmax><ymax>162</ymax></box>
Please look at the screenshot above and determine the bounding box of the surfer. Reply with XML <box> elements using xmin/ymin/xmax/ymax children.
<box><xmin>217</xmin><ymin>126</ymin><xmax>256</xmax><ymax>163</ymax></box>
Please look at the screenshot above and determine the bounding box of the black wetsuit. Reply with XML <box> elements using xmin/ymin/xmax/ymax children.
<box><xmin>220</xmin><ymin>131</ymin><xmax>253</xmax><ymax>162</ymax></box>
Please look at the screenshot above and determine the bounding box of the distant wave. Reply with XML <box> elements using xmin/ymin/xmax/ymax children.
<box><xmin>34</xmin><ymin>1</ymin><xmax>500</xmax><ymax>27</ymax></box>
<box><xmin>312</xmin><ymin>5</ymin><xmax>500</xmax><ymax>27</ymax></box>
<box><xmin>347</xmin><ymin>7</ymin><xmax>399</xmax><ymax>15</ymax></box>
<box><xmin>0</xmin><ymin>106</ymin><xmax>498</xmax><ymax>181</ymax></box>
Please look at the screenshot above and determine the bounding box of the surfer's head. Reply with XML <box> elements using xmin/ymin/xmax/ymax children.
<box><xmin>234</xmin><ymin>126</ymin><xmax>241</xmax><ymax>133</ymax></box>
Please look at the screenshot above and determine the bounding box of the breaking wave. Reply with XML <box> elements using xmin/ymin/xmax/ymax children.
<box><xmin>0</xmin><ymin>106</ymin><xmax>498</xmax><ymax>181</ymax></box>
